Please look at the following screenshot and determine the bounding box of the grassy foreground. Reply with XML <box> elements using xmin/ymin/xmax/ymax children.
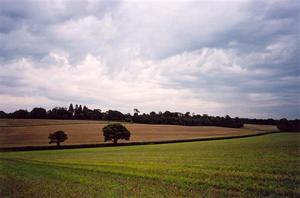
<box><xmin>0</xmin><ymin>133</ymin><xmax>299</xmax><ymax>197</ymax></box>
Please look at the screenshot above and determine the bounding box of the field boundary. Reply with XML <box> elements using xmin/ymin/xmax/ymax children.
<box><xmin>0</xmin><ymin>131</ymin><xmax>278</xmax><ymax>152</ymax></box>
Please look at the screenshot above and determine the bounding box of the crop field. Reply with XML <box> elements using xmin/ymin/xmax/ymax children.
<box><xmin>0</xmin><ymin>133</ymin><xmax>299</xmax><ymax>197</ymax></box>
<box><xmin>0</xmin><ymin>119</ymin><xmax>277</xmax><ymax>148</ymax></box>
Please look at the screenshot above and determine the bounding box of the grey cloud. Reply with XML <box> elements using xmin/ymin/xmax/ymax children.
<box><xmin>0</xmin><ymin>0</ymin><xmax>121</xmax><ymax>25</ymax></box>
<box><xmin>253</xmin><ymin>0</ymin><xmax>300</xmax><ymax>20</ymax></box>
<box><xmin>0</xmin><ymin>0</ymin><xmax>299</xmax><ymax>119</ymax></box>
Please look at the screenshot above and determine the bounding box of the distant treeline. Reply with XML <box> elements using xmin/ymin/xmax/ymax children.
<box><xmin>240</xmin><ymin>118</ymin><xmax>300</xmax><ymax>132</ymax></box>
<box><xmin>0</xmin><ymin>104</ymin><xmax>299</xmax><ymax>131</ymax></box>
<box><xmin>240</xmin><ymin>118</ymin><xmax>278</xmax><ymax>125</ymax></box>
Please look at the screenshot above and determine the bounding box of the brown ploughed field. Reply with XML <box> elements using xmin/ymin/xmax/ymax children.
<box><xmin>0</xmin><ymin>119</ymin><xmax>278</xmax><ymax>148</ymax></box>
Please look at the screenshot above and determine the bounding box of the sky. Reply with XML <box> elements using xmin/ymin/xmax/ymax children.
<box><xmin>0</xmin><ymin>0</ymin><xmax>299</xmax><ymax>119</ymax></box>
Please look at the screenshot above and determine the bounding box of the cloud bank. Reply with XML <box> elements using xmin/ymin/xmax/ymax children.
<box><xmin>0</xmin><ymin>0</ymin><xmax>299</xmax><ymax>119</ymax></box>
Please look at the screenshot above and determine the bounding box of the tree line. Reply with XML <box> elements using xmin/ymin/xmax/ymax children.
<box><xmin>0</xmin><ymin>104</ymin><xmax>299</xmax><ymax>130</ymax></box>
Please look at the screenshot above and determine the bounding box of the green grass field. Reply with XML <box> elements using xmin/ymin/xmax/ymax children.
<box><xmin>0</xmin><ymin>133</ymin><xmax>299</xmax><ymax>197</ymax></box>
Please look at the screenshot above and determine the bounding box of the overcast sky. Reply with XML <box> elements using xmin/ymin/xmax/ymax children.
<box><xmin>0</xmin><ymin>0</ymin><xmax>299</xmax><ymax>119</ymax></box>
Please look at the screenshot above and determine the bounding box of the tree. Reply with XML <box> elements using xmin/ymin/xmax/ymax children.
<box><xmin>149</xmin><ymin>111</ymin><xmax>156</xmax><ymax>117</ymax></box>
<box><xmin>78</xmin><ymin>105</ymin><xmax>83</xmax><ymax>113</ymax></box>
<box><xmin>0</xmin><ymin>111</ymin><xmax>7</xmax><ymax>118</ymax></box>
<box><xmin>48</xmin><ymin>131</ymin><xmax>68</xmax><ymax>147</ymax></box>
<box><xmin>91</xmin><ymin>109</ymin><xmax>102</xmax><ymax>120</ymax></box>
<box><xmin>48</xmin><ymin>107</ymin><xmax>70</xmax><ymax>119</ymax></box>
<box><xmin>83</xmin><ymin>105</ymin><xmax>89</xmax><ymax>112</ymax></box>
<box><xmin>184</xmin><ymin>112</ymin><xmax>190</xmax><ymax>117</ymax></box>
<box><xmin>30</xmin><ymin>107</ymin><xmax>47</xmax><ymax>119</ymax></box>
<box><xmin>12</xmin><ymin>109</ymin><xmax>29</xmax><ymax>118</ymax></box>
<box><xmin>105</xmin><ymin>110</ymin><xmax>125</xmax><ymax>121</ymax></box>
<box><xmin>68</xmin><ymin>104</ymin><xmax>74</xmax><ymax>116</ymax></box>
<box><xmin>133</xmin><ymin>108</ymin><xmax>140</xmax><ymax>116</ymax></box>
<box><xmin>103</xmin><ymin>123</ymin><xmax>130</xmax><ymax>144</ymax></box>
<box><xmin>277</xmin><ymin>119</ymin><xmax>300</xmax><ymax>132</ymax></box>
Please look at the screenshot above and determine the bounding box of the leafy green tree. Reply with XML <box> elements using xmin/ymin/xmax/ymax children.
<box><xmin>103</xmin><ymin>123</ymin><xmax>130</xmax><ymax>144</ymax></box>
<box><xmin>48</xmin><ymin>131</ymin><xmax>68</xmax><ymax>147</ymax></box>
